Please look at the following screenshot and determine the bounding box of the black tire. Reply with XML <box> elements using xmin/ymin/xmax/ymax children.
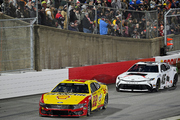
<box><xmin>116</xmin><ymin>87</ymin><xmax>120</xmax><ymax>92</ymax></box>
<box><xmin>155</xmin><ymin>80</ymin><xmax>160</xmax><ymax>92</ymax></box>
<box><xmin>102</xmin><ymin>94</ymin><xmax>108</xmax><ymax>109</ymax></box>
<box><xmin>87</xmin><ymin>102</ymin><xmax>91</xmax><ymax>116</ymax></box>
<box><xmin>173</xmin><ymin>74</ymin><xmax>178</xmax><ymax>87</ymax></box>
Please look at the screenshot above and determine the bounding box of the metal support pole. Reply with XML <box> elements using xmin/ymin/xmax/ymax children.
<box><xmin>164</xmin><ymin>9</ymin><xmax>171</xmax><ymax>47</ymax></box>
<box><xmin>30</xmin><ymin>18</ymin><xmax>37</xmax><ymax>70</ymax></box>
<box><xmin>94</xmin><ymin>6</ymin><xmax>97</xmax><ymax>34</ymax></box>
<box><xmin>36</xmin><ymin>0</ymin><xmax>38</xmax><ymax>24</ymax></box>
<box><xmin>164</xmin><ymin>11</ymin><xmax>167</xmax><ymax>47</ymax></box>
<box><xmin>156</xmin><ymin>10</ymin><xmax>158</xmax><ymax>37</ymax></box>
<box><xmin>66</xmin><ymin>1</ymin><xmax>69</xmax><ymax>30</ymax></box>
<box><xmin>145</xmin><ymin>11</ymin><xmax>147</xmax><ymax>39</ymax></box>
<box><xmin>120</xmin><ymin>10</ymin><xmax>122</xmax><ymax>35</ymax></box>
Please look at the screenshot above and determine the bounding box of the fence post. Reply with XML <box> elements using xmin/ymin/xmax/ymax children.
<box><xmin>30</xmin><ymin>18</ymin><xmax>37</xmax><ymax>70</ymax></box>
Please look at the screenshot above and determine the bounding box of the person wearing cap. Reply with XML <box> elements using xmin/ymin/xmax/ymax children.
<box><xmin>82</xmin><ymin>12</ymin><xmax>93</xmax><ymax>33</ymax></box>
<box><xmin>128</xmin><ymin>1</ymin><xmax>135</xmax><ymax>10</ymax></box>
<box><xmin>99</xmin><ymin>16</ymin><xmax>112</xmax><ymax>35</ymax></box>
<box><xmin>68</xmin><ymin>22</ymin><xmax>78</xmax><ymax>31</ymax></box>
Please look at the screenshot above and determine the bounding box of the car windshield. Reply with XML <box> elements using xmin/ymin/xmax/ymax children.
<box><xmin>128</xmin><ymin>64</ymin><xmax>159</xmax><ymax>72</ymax></box>
<box><xmin>51</xmin><ymin>83</ymin><xmax>89</xmax><ymax>93</ymax></box>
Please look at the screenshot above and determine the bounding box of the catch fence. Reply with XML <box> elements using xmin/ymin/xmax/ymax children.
<box><xmin>0</xmin><ymin>17</ymin><xmax>36</xmax><ymax>73</ymax></box>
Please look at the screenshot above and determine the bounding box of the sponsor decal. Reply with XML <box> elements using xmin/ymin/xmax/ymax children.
<box><xmin>99</xmin><ymin>93</ymin><xmax>102</xmax><ymax>103</ymax></box>
<box><xmin>56</xmin><ymin>95</ymin><xmax>70</xmax><ymax>100</ymax></box>
<box><xmin>160</xmin><ymin>58</ymin><xmax>180</xmax><ymax>65</ymax></box>
<box><xmin>102</xmin><ymin>88</ymin><xmax>106</xmax><ymax>94</ymax></box>
<box><xmin>57</xmin><ymin>102</ymin><xmax>63</xmax><ymax>103</ymax></box>
<box><xmin>47</xmin><ymin>93</ymin><xmax>86</xmax><ymax>96</ymax></box>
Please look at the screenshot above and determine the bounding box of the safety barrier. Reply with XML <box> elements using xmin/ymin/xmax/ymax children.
<box><xmin>1</xmin><ymin>53</ymin><xmax>180</xmax><ymax>99</ymax></box>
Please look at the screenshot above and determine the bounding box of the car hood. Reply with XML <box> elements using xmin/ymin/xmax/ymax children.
<box><xmin>118</xmin><ymin>72</ymin><xmax>159</xmax><ymax>81</ymax></box>
<box><xmin>43</xmin><ymin>92</ymin><xmax>90</xmax><ymax>105</ymax></box>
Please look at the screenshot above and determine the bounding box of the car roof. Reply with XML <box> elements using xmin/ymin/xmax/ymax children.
<box><xmin>60</xmin><ymin>79</ymin><xmax>97</xmax><ymax>84</ymax></box>
<box><xmin>136</xmin><ymin>61</ymin><xmax>162</xmax><ymax>65</ymax></box>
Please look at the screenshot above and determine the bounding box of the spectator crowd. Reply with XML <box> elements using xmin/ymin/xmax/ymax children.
<box><xmin>0</xmin><ymin>0</ymin><xmax>180</xmax><ymax>39</ymax></box>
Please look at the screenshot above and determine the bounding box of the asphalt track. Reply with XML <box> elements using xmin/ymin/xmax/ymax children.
<box><xmin>0</xmin><ymin>75</ymin><xmax>180</xmax><ymax>120</ymax></box>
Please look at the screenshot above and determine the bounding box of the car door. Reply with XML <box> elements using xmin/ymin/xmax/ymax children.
<box><xmin>90</xmin><ymin>82</ymin><xmax>99</xmax><ymax>111</ymax></box>
<box><xmin>160</xmin><ymin>64</ymin><xmax>169</xmax><ymax>86</ymax></box>
<box><xmin>164</xmin><ymin>63</ymin><xmax>173</xmax><ymax>85</ymax></box>
<box><xmin>94</xmin><ymin>82</ymin><xmax>103</xmax><ymax>107</ymax></box>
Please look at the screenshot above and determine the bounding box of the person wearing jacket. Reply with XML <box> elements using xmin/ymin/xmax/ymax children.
<box><xmin>82</xmin><ymin>12</ymin><xmax>93</xmax><ymax>33</ymax></box>
<box><xmin>99</xmin><ymin>16</ymin><xmax>109</xmax><ymax>35</ymax></box>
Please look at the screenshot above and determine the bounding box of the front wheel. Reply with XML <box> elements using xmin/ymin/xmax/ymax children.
<box><xmin>155</xmin><ymin>80</ymin><xmax>160</xmax><ymax>92</ymax></box>
<box><xmin>87</xmin><ymin>102</ymin><xmax>91</xmax><ymax>116</ymax></box>
<box><xmin>102</xmin><ymin>95</ymin><xmax>108</xmax><ymax>109</ymax></box>
<box><xmin>116</xmin><ymin>87</ymin><xmax>120</xmax><ymax>92</ymax></box>
<box><xmin>173</xmin><ymin>74</ymin><xmax>178</xmax><ymax>87</ymax></box>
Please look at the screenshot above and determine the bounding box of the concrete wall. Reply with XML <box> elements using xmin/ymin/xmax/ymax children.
<box><xmin>34</xmin><ymin>25</ymin><xmax>162</xmax><ymax>71</ymax></box>
<box><xmin>1</xmin><ymin>14</ymin><xmax>180</xmax><ymax>72</ymax></box>
<box><xmin>0</xmin><ymin>14</ymin><xmax>31</xmax><ymax>71</ymax></box>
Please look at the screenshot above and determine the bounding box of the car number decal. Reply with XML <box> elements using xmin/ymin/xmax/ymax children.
<box><xmin>92</xmin><ymin>95</ymin><xmax>98</xmax><ymax>107</ymax></box>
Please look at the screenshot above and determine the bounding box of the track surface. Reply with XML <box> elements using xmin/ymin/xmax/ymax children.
<box><xmin>0</xmin><ymin>75</ymin><xmax>180</xmax><ymax>120</ymax></box>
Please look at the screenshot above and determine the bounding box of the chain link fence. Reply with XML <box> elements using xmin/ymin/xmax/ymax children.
<box><xmin>0</xmin><ymin>17</ymin><xmax>36</xmax><ymax>73</ymax></box>
<box><xmin>64</xmin><ymin>2</ymin><xmax>158</xmax><ymax>39</ymax></box>
<box><xmin>164</xmin><ymin>8</ymin><xmax>180</xmax><ymax>51</ymax></box>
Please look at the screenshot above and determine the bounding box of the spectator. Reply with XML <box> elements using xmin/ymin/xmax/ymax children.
<box><xmin>99</xmin><ymin>16</ymin><xmax>111</xmax><ymax>35</ymax></box>
<box><xmin>69</xmin><ymin>7</ymin><xmax>78</xmax><ymax>23</ymax></box>
<box><xmin>111</xmin><ymin>0</ymin><xmax>122</xmax><ymax>9</ymax></box>
<box><xmin>159</xmin><ymin>25</ymin><xmax>164</xmax><ymax>36</ymax></box>
<box><xmin>24</xmin><ymin>6</ymin><xmax>30</xmax><ymax>18</ymax></box>
<box><xmin>82</xmin><ymin>12</ymin><xmax>93</xmax><ymax>33</ymax></box>
<box><xmin>29</xmin><ymin>1</ymin><xmax>36</xmax><ymax>18</ymax></box>
<box><xmin>55</xmin><ymin>8</ymin><xmax>64</xmax><ymax>29</ymax></box>
<box><xmin>128</xmin><ymin>1</ymin><xmax>135</xmax><ymax>10</ymax></box>
<box><xmin>132</xmin><ymin>29</ymin><xmax>140</xmax><ymax>38</ymax></box>
<box><xmin>61</xmin><ymin>5</ymin><xmax>68</xmax><ymax>29</ymax></box>
<box><xmin>9</xmin><ymin>1</ymin><xmax>16</xmax><ymax>17</ymax></box>
<box><xmin>16</xmin><ymin>5</ymin><xmax>24</xmax><ymax>18</ymax></box>
<box><xmin>68</xmin><ymin>22</ymin><xmax>79</xmax><ymax>31</ymax></box>
<box><xmin>39</xmin><ymin>6</ymin><xmax>47</xmax><ymax>25</ymax></box>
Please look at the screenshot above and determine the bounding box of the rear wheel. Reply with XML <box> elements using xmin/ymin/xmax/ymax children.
<box><xmin>102</xmin><ymin>95</ymin><xmax>108</xmax><ymax>109</ymax></box>
<box><xmin>87</xmin><ymin>102</ymin><xmax>91</xmax><ymax>116</ymax></box>
<box><xmin>173</xmin><ymin>74</ymin><xmax>178</xmax><ymax>87</ymax></box>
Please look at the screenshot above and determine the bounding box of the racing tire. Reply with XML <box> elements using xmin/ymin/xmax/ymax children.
<box><xmin>172</xmin><ymin>74</ymin><xmax>178</xmax><ymax>87</ymax></box>
<box><xmin>102</xmin><ymin>94</ymin><xmax>108</xmax><ymax>109</ymax></box>
<box><xmin>87</xmin><ymin>102</ymin><xmax>91</xmax><ymax>116</ymax></box>
<box><xmin>116</xmin><ymin>87</ymin><xmax>120</xmax><ymax>92</ymax></box>
<box><xmin>155</xmin><ymin>80</ymin><xmax>160</xmax><ymax>92</ymax></box>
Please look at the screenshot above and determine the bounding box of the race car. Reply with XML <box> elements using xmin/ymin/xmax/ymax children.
<box><xmin>116</xmin><ymin>61</ymin><xmax>178</xmax><ymax>92</ymax></box>
<box><xmin>39</xmin><ymin>79</ymin><xmax>108</xmax><ymax>117</ymax></box>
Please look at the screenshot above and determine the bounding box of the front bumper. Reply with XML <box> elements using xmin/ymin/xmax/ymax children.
<box><xmin>39</xmin><ymin>105</ymin><xmax>88</xmax><ymax>117</ymax></box>
<box><xmin>116</xmin><ymin>81</ymin><xmax>153</xmax><ymax>91</ymax></box>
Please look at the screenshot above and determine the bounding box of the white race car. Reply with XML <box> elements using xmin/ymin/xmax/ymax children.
<box><xmin>116</xmin><ymin>62</ymin><xmax>178</xmax><ymax>92</ymax></box>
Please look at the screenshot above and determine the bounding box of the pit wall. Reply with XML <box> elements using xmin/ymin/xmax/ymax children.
<box><xmin>1</xmin><ymin>53</ymin><xmax>180</xmax><ymax>99</ymax></box>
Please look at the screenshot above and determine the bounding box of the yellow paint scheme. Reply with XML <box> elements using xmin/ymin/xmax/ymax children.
<box><xmin>43</xmin><ymin>92</ymin><xmax>90</xmax><ymax>105</ymax></box>
<box><xmin>43</xmin><ymin>79</ymin><xmax>108</xmax><ymax>111</ymax></box>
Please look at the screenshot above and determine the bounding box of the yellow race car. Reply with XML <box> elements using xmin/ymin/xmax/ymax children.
<box><xmin>39</xmin><ymin>79</ymin><xmax>108</xmax><ymax>117</ymax></box>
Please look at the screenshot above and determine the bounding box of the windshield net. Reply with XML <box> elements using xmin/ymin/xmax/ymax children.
<box><xmin>52</xmin><ymin>83</ymin><xmax>89</xmax><ymax>93</ymax></box>
<box><xmin>128</xmin><ymin>64</ymin><xmax>158</xmax><ymax>72</ymax></box>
